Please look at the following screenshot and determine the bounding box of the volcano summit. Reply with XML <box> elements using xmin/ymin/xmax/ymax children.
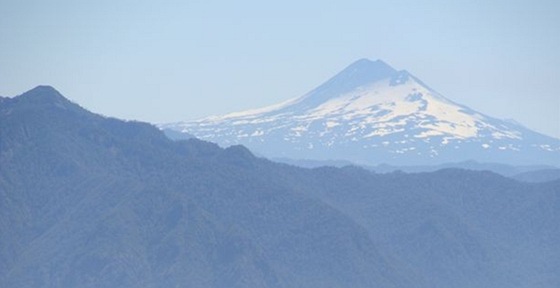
<box><xmin>163</xmin><ymin>59</ymin><xmax>560</xmax><ymax>166</ymax></box>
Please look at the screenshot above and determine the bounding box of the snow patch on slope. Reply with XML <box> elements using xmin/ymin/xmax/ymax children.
<box><xmin>160</xmin><ymin>59</ymin><xmax>559</xmax><ymax>165</ymax></box>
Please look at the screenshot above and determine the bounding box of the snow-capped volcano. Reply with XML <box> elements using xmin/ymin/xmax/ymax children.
<box><xmin>162</xmin><ymin>59</ymin><xmax>560</xmax><ymax>166</ymax></box>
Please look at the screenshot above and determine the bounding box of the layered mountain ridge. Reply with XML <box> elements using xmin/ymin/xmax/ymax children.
<box><xmin>163</xmin><ymin>59</ymin><xmax>560</xmax><ymax>166</ymax></box>
<box><xmin>0</xmin><ymin>86</ymin><xmax>405</xmax><ymax>288</ymax></box>
<box><xmin>1</xmin><ymin>86</ymin><xmax>558</xmax><ymax>287</ymax></box>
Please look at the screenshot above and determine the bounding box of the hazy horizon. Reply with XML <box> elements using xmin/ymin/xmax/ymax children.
<box><xmin>1</xmin><ymin>0</ymin><xmax>559</xmax><ymax>138</ymax></box>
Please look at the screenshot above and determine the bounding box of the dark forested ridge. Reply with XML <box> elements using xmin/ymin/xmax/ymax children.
<box><xmin>1</xmin><ymin>86</ymin><xmax>558</xmax><ymax>287</ymax></box>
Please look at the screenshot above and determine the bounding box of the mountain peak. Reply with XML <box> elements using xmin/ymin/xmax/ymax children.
<box><xmin>23</xmin><ymin>85</ymin><xmax>61</xmax><ymax>96</ymax></box>
<box><xmin>18</xmin><ymin>85</ymin><xmax>64</xmax><ymax>101</ymax></box>
<box><xmin>328</xmin><ymin>58</ymin><xmax>396</xmax><ymax>88</ymax></box>
<box><xmin>166</xmin><ymin>58</ymin><xmax>560</xmax><ymax>166</ymax></box>
<box><xmin>348</xmin><ymin>58</ymin><xmax>394</xmax><ymax>71</ymax></box>
<box><xmin>297</xmin><ymin>59</ymin><xmax>397</xmax><ymax>108</ymax></box>
<box><xmin>16</xmin><ymin>85</ymin><xmax>75</xmax><ymax>108</ymax></box>
<box><xmin>0</xmin><ymin>86</ymin><xmax>90</xmax><ymax>118</ymax></box>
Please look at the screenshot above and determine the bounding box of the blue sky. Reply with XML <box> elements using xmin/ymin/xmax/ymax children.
<box><xmin>1</xmin><ymin>0</ymin><xmax>559</xmax><ymax>138</ymax></box>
